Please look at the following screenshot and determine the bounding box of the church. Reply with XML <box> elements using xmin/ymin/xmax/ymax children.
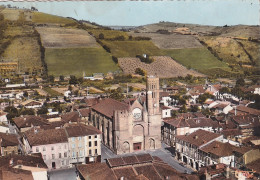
<box><xmin>90</xmin><ymin>75</ymin><xmax>162</xmax><ymax>154</ymax></box>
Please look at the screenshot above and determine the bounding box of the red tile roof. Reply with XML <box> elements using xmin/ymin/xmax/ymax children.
<box><xmin>61</xmin><ymin>111</ymin><xmax>80</xmax><ymax>123</ymax></box>
<box><xmin>91</xmin><ymin>98</ymin><xmax>129</xmax><ymax>119</ymax></box>
<box><xmin>24</xmin><ymin>128</ymin><xmax>67</xmax><ymax>146</ymax></box>
<box><xmin>78</xmin><ymin>108</ymin><xmax>90</xmax><ymax>117</ymax></box>
<box><xmin>77</xmin><ymin>154</ymin><xmax>199</xmax><ymax>180</ymax></box>
<box><xmin>0</xmin><ymin>133</ymin><xmax>19</xmax><ymax>147</ymax></box>
<box><xmin>0</xmin><ymin>154</ymin><xmax>47</xmax><ymax>169</ymax></box>
<box><xmin>65</xmin><ymin>124</ymin><xmax>101</xmax><ymax>137</ymax></box>
<box><xmin>13</xmin><ymin>115</ymin><xmax>49</xmax><ymax>129</ymax></box>
<box><xmin>176</xmin><ymin>129</ymin><xmax>222</xmax><ymax>147</ymax></box>
<box><xmin>222</xmin><ymin>129</ymin><xmax>242</xmax><ymax>137</ymax></box>
<box><xmin>201</xmin><ymin>141</ymin><xmax>240</xmax><ymax>157</ymax></box>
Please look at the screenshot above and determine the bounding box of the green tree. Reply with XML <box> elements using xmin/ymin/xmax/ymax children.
<box><xmin>20</xmin><ymin>108</ymin><xmax>35</xmax><ymax>115</ymax></box>
<box><xmin>69</xmin><ymin>75</ymin><xmax>78</xmax><ymax>85</ymax></box>
<box><xmin>236</xmin><ymin>78</ymin><xmax>245</xmax><ymax>87</ymax></box>
<box><xmin>48</xmin><ymin>75</ymin><xmax>54</xmax><ymax>83</ymax></box>
<box><xmin>219</xmin><ymin>87</ymin><xmax>230</xmax><ymax>94</ymax></box>
<box><xmin>37</xmin><ymin>107</ymin><xmax>48</xmax><ymax>115</ymax></box>
<box><xmin>197</xmin><ymin>93</ymin><xmax>214</xmax><ymax>104</ymax></box>
<box><xmin>109</xmin><ymin>88</ymin><xmax>124</xmax><ymax>101</ymax></box>
<box><xmin>98</xmin><ymin>33</ymin><xmax>104</xmax><ymax>39</ymax></box>
<box><xmin>59</xmin><ymin>75</ymin><xmax>64</xmax><ymax>81</ymax></box>
<box><xmin>135</xmin><ymin>68</ymin><xmax>145</xmax><ymax>76</ymax></box>
<box><xmin>23</xmin><ymin>91</ymin><xmax>29</xmax><ymax>98</ymax></box>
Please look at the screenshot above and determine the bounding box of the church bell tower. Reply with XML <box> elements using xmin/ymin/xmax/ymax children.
<box><xmin>147</xmin><ymin>75</ymin><xmax>160</xmax><ymax>115</ymax></box>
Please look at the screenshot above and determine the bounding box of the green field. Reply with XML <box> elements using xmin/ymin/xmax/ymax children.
<box><xmin>89</xmin><ymin>29</ymin><xmax>129</xmax><ymax>39</ymax></box>
<box><xmin>32</xmin><ymin>12</ymin><xmax>76</xmax><ymax>24</ymax></box>
<box><xmin>163</xmin><ymin>48</ymin><xmax>232</xmax><ymax>76</ymax></box>
<box><xmin>45</xmin><ymin>47</ymin><xmax>118</xmax><ymax>77</ymax></box>
<box><xmin>43</xmin><ymin>87</ymin><xmax>63</xmax><ymax>97</ymax></box>
<box><xmin>102</xmin><ymin>40</ymin><xmax>164</xmax><ymax>57</ymax></box>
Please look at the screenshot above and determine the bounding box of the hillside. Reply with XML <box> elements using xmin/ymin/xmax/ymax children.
<box><xmin>131</xmin><ymin>22</ymin><xmax>260</xmax><ymax>77</ymax></box>
<box><xmin>1</xmin><ymin>7</ymin><xmax>259</xmax><ymax>79</ymax></box>
<box><xmin>118</xmin><ymin>56</ymin><xmax>204</xmax><ymax>78</ymax></box>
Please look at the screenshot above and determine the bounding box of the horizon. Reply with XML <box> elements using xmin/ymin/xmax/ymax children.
<box><xmin>0</xmin><ymin>0</ymin><xmax>259</xmax><ymax>27</ymax></box>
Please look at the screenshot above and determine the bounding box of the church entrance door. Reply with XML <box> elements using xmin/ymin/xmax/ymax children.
<box><xmin>133</xmin><ymin>142</ymin><xmax>142</xmax><ymax>151</ymax></box>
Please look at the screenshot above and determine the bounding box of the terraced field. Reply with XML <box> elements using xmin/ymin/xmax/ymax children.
<box><xmin>118</xmin><ymin>56</ymin><xmax>204</xmax><ymax>78</ymax></box>
<box><xmin>128</xmin><ymin>32</ymin><xmax>202</xmax><ymax>49</ymax></box>
<box><xmin>163</xmin><ymin>48</ymin><xmax>232</xmax><ymax>76</ymax></box>
<box><xmin>89</xmin><ymin>29</ymin><xmax>129</xmax><ymax>39</ymax></box>
<box><xmin>101</xmin><ymin>40</ymin><xmax>164</xmax><ymax>57</ymax></box>
<box><xmin>36</xmin><ymin>27</ymin><xmax>98</xmax><ymax>48</ymax></box>
<box><xmin>45</xmin><ymin>47</ymin><xmax>118</xmax><ymax>77</ymax></box>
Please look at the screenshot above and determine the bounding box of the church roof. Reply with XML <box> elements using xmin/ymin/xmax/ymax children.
<box><xmin>91</xmin><ymin>98</ymin><xmax>129</xmax><ymax>119</ymax></box>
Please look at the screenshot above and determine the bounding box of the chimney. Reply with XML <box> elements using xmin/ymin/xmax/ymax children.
<box><xmin>34</xmin><ymin>127</ymin><xmax>38</xmax><ymax>134</ymax></box>
<box><xmin>9</xmin><ymin>158</ymin><xmax>13</xmax><ymax>166</ymax></box>
<box><xmin>226</xmin><ymin>166</ymin><xmax>230</xmax><ymax>178</ymax></box>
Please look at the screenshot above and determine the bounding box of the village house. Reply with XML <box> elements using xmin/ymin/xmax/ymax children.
<box><xmin>90</xmin><ymin>76</ymin><xmax>162</xmax><ymax>154</ymax></box>
<box><xmin>13</xmin><ymin>115</ymin><xmax>49</xmax><ymax>132</ymax></box>
<box><xmin>0</xmin><ymin>154</ymin><xmax>48</xmax><ymax>180</ymax></box>
<box><xmin>162</xmin><ymin>114</ymin><xmax>221</xmax><ymax>146</ymax></box>
<box><xmin>231</xmin><ymin>115</ymin><xmax>260</xmax><ymax>138</ymax></box>
<box><xmin>24</xmin><ymin>101</ymin><xmax>43</xmax><ymax>109</ymax></box>
<box><xmin>23</xmin><ymin>128</ymin><xmax>69</xmax><ymax>169</ymax></box>
<box><xmin>64</xmin><ymin>124</ymin><xmax>102</xmax><ymax>165</ymax></box>
<box><xmin>175</xmin><ymin>129</ymin><xmax>223</xmax><ymax>170</ymax></box>
<box><xmin>0</xmin><ymin>132</ymin><xmax>20</xmax><ymax>156</ymax></box>
<box><xmin>76</xmin><ymin>153</ymin><xmax>200</xmax><ymax>180</ymax></box>
<box><xmin>0</xmin><ymin>112</ymin><xmax>8</xmax><ymax>124</ymax></box>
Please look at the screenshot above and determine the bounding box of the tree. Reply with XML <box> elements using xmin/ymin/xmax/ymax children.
<box><xmin>219</xmin><ymin>87</ymin><xmax>230</xmax><ymax>94</ymax></box>
<box><xmin>197</xmin><ymin>93</ymin><xmax>214</xmax><ymax>104</ymax></box>
<box><xmin>236</xmin><ymin>78</ymin><xmax>245</xmax><ymax>87</ymax></box>
<box><xmin>37</xmin><ymin>107</ymin><xmax>48</xmax><ymax>115</ymax></box>
<box><xmin>48</xmin><ymin>75</ymin><xmax>54</xmax><ymax>83</ymax></box>
<box><xmin>34</xmin><ymin>90</ymin><xmax>39</xmax><ymax>96</ymax></box>
<box><xmin>179</xmin><ymin>105</ymin><xmax>187</xmax><ymax>113</ymax></box>
<box><xmin>20</xmin><ymin>108</ymin><xmax>35</xmax><ymax>115</ymax></box>
<box><xmin>59</xmin><ymin>75</ymin><xmax>64</xmax><ymax>81</ymax></box>
<box><xmin>190</xmin><ymin>105</ymin><xmax>199</xmax><ymax>112</ymax></box>
<box><xmin>78</xmin><ymin>77</ymin><xmax>83</xmax><ymax>84</ymax></box>
<box><xmin>109</xmin><ymin>88</ymin><xmax>124</xmax><ymax>101</ymax></box>
<box><xmin>98</xmin><ymin>33</ymin><xmax>104</xmax><ymax>39</ymax></box>
<box><xmin>23</xmin><ymin>91</ymin><xmax>29</xmax><ymax>98</ymax></box>
<box><xmin>69</xmin><ymin>75</ymin><xmax>78</xmax><ymax>85</ymax></box>
<box><xmin>135</xmin><ymin>68</ymin><xmax>145</xmax><ymax>76</ymax></box>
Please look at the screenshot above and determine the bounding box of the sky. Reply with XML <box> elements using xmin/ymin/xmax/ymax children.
<box><xmin>0</xmin><ymin>0</ymin><xmax>259</xmax><ymax>26</ymax></box>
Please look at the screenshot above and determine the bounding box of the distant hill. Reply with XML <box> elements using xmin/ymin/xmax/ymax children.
<box><xmin>0</xmin><ymin>8</ymin><xmax>259</xmax><ymax>78</ymax></box>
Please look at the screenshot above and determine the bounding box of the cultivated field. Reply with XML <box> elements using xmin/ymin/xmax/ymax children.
<box><xmin>32</xmin><ymin>12</ymin><xmax>76</xmax><ymax>24</ymax></box>
<box><xmin>128</xmin><ymin>32</ymin><xmax>202</xmax><ymax>49</ymax></box>
<box><xmin>45</xmin><ymin>47</ymin><xmax>118</xmax><ymax>77</ymax></box>
<box><xmin>2</xmin><ymin>37</ymin><xmax>43</xmax><ymax>74</ymax></box>
<box><xmin>163</xmin><ymin>48</ymin><xmax>232</xmax><ymax>76</ymax></box>
<box><xmin>89</xmin><ymin>29</ymin><xmax>129</xmax><ymax>39</ymax></box>
<box><xmin>118</xmin><ymin>56</ymin><xmax>204</xmax><ymax>78</ymax></box>
<box><xmin>36</xmin><ymin>27</ymin><xmax>98</xmax><ymax>48</ymax></box>
<box><xmin>101</xmin><ymin>40</ymin><xmax>164</xmax><ymax>57</ymax></box>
